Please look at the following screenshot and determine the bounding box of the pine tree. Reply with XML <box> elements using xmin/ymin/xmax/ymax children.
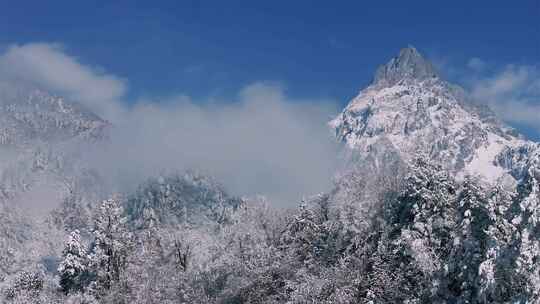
<box><xmin>513</xmin><ymin>163</ymin><xmax>540</xmax><ymax>301</ymax></box>
<box><xmin>88</xmin><ymin>197</ymin><xmax>133</xmax><ymax>295</ymax></box>
<box><xmin>385</xmin><ymin>157</ymin><xmax>458</xmax><ymax>301</ymax></box>
<box><xmin>58</xmin><ymin>229</ymin><xmax>87</xmax><ymax>294</ymax></box>
<box><xmin>448</xmin><ymin>177</ymin><xmax>489</xmax><ymax>301</ymax></box>
<box><xmin>477</xmin><ymin>184</ymin><xmax>515</xmax><ymax>302</ymax></box>
<box><xmin>4</xmin><ymin>269</ymin><xmax>44</xmax><ymax>300</ymax></box>
<box><xmin>52</xmin><ymin>191</ymin><xmax>91</xmax><ymax>233</ymax></box>
<box><xmin>280</xmin><ymin>201</ymin><xmax>326</xmax><ymax>268</ymax></box>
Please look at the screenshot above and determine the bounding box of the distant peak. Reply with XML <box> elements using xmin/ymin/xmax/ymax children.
<box><xmin>373</xmin><ymin>46</ymin><xmax>438</xmax><ymax>85</ymax></box>
<box><xmin>398</xmin><ymin>45</ymin><xmax>421</xmax><ymax>60</ymax></box>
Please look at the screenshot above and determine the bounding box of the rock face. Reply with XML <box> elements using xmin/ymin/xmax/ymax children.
<box><xmin>496</xmin><ymin>142</ymin><xmax>540</xmax><ymax>183</ymax></box>
<box><xmin>330</xmin><ymin>46</ymin><xmax>534</xmax><ymax>184</ymax></box>
<box><xmin>373</xmin><ymin>46</ymin><xmax>438</xmax><ymax>86</ymax></box>
<box><xmin>0</xmin><ymin>85</ymin><xmax>109</xmax><ymax>147</ymax></box>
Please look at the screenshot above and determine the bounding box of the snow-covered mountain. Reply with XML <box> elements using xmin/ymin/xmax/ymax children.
<box><xmin>0</xmin><ymin>84</ymin><xmax>109</xmax><ymax>147</ymax></box>
<box><xmin>330</xmin><ymin>46</ymin><xmax>537</xmax><ymax>184</ymax></box>
<box><xmin>0</xmin><ymin>47</ymin><xmax>539</xmax><ymax>303</ymax></box>
<box><xmin>0</xmin><ymin>85</ymin><xmax>110</xmax><ymax>280</ymax></box>
<box><xmin>0</xmin><ymin>84</ymin><xmax>109</xmax><ymax>204</ymax></box>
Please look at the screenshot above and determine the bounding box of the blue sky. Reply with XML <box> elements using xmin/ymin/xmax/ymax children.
<box><xmin>1</xmin><ymin>1</ymin><xmax>538</xmax><ymax>99</ymax></box>
<box><xmin>1</xmin><ymin>1</ymin><xmax>539</xmax><ymax>138</ymax></box>
<box><xmin>0</xmin><ymin>1</ymin><xmax>538</xmax><ymax>201</ymax></box>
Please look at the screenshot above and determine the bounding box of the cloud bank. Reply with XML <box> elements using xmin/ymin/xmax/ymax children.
<box><xmin>5</xmin><ymin>43</ymin><xmax>536</xmax><ymax>206</ymax></box>
<box><xmin>95</xmin><ymin>84</ymin><xmax>339</xmax><ymax>205</ymax></box>
<box><xmin>0</xmin><ymin>43</ymin><xmax>127</xmax><ymax>120</ymax></box>
<box><xmin>0</xmin><ymin>43</ymin><xmax>339</xmax><ymax>206</ymax></box>
<box><xmin>433</xmin><ymin>54</ymin><xmax>540</xmax><ymax>138</ymax></box>
<box><xmin>468</xmin><ymin>64</ymin><xmax>540</xmax><ymax>135</ymax></box>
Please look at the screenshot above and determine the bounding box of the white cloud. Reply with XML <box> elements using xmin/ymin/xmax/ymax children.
<box><xmin>470</xmin><ymin>64</ymin><xmax>540</xmax><ymax>133</ymax></box>
<box><xmin>87</xmin><ymin>82</ymin><xmax>339</xmax><ymax>205</ymax></box>
<box><xmin>0</xmin><ymin>43</ymin><xmax>126</xmax><ymax>119</ymax></box>
<box><xmin>0</xmin><ymin>43</ymin><xmax>340</xmax><ymax>206</ymax></box>
<box><xmin>433</xmin><ymin>56</ymin><xmax>540</xmax><ymax>137</ymax></box>
<box><xmin>467</xmin><ymin>57</ymin><xmax>486</xmax><ymax>72</ymax></box>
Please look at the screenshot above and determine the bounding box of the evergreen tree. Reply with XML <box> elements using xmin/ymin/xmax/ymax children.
<box><xmin>447</xmin><ymin>177</ymin><xmax>489</xmax><ymax>301</ymax></box>
<box><xmin>513</xmin><ymin>163</ymin><xmax>540</xmax><ymax>301</ymax></box>
<box><xmin>58</xmin><ymin>230</ymin><xmax>88</xmax><ymax>294</ymax></box>
<box><xmin>385</xmin><ymin>157</ymin><xmax>458</xmax><ymax>301</ymax></box>
<box><xmin>88</xmin><ymin>197</ymin><xmax>133</xmax><ymax>296</ymax></box>
<box><xmin>280</xmin><ymin>201</ymin><xmax>326</xmax><ymax>268</ymax></box>
<box><xmin>477</xmin><ymin>185</ymin><xmax>515</xmax><ymax>302</ymax></box>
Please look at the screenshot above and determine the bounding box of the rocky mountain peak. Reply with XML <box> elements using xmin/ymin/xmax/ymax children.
<box><xmin>331</xmin><ymin>46</ymin><xmax>530</xmax><ymax>184</ymax></box>
<box><xmin>373</xmin><ymin>45</ymin><xmax>438</xmax><ymax>86</ymax></box>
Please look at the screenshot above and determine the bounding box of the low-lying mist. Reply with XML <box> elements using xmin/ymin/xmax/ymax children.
<box><xmin>0</xmin><ymin>43</ymin><xmax>343</xmax><ymax>208</ymax></box>
<box><xmin>85</xmin><ymin>83</ymin><xmax>340</xmax><ymax>206</ymax></box>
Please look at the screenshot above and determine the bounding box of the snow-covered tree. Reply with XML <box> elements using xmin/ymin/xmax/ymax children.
<box><xmin>477</xmin><ymin>184</ymin><xmax>515</xmax><ymax>302</ymax></box>
<box><xmin>513</xmin><ymin>162</ymin><xmax>540</xmax><ymax>301</ymax></box>
<box><xmin>445</xmin><ymin>177</ymin><xmax>489</xmax><ymax>301</ymax></box>
<box><xmin>58</xmin><ymin>230</ymin><xmax>88</xmax><ymax>294</ymax></box>
<box><xmin>384</xmin><ymin>157</ymin><xmax>457</xmax><ymax>300</ymax></box>
<box><xmin>88</xmin><ymin>197</ymin><xmax>133</xmax><ymax>296</ymax></box>
<box><xmin>280</xmin><ymin>200</ymin><xmax>327</xmax><ymax>268</ymax></box>
<box><xmin>51</xmin><ymin>191</ymin><xmax>92</xmax><ymax>234</ymax></box>
<box><xmin>3</xmin><ymin>269</ymin><xmax>44</xmax><ymax>301</ymax></box>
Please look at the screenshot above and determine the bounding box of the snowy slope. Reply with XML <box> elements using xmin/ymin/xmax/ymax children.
<box><xmin>331</xmin><ymin>46</ymin><xmax>532</xmax><ymax>184</ymax></box>
<box><xmin>0</xmin><ymin>84</ymin><xmax>109</xmax><ymax>147</ymax></box>
<box><xmin>0</xmin><ymin>84</ymin><xmax>109</xmax><ymax>207</ymax></box>
<box><xmin>0</xmin><ymin>85</ymin><xmax>110</xmax><ymax>278</ymax></box>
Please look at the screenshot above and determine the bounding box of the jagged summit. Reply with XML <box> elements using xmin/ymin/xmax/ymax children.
<box><xmin>331</xmin><ymin>46</ymin><xmax>532</xmax><ymax>184</ymax></box>
<box><xmin>373</xmin><ymin>46</ymin><xmax>438</xmax><ymax>86</ymax></box>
